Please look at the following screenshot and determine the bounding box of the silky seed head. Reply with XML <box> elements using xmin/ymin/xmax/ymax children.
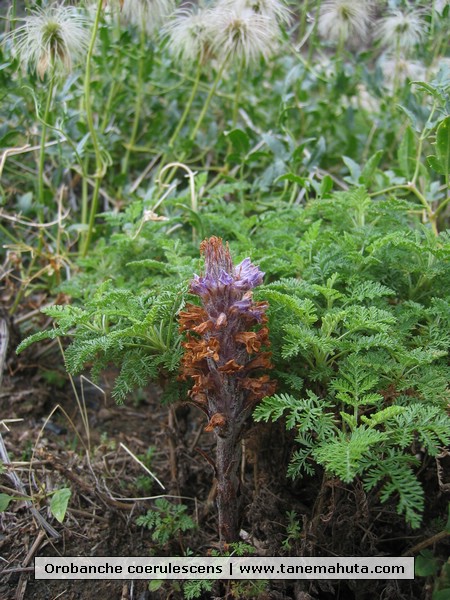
<box><xmin>121</xmin><ymin>0</ymin><xmax>176</xmax><ymax>35</ymax></box>
<box><xmin>217</xmin><ymin>0</ymin><xmax>292</xmax><ymax>26</ymax></box>
<box><xmin>433</xmin><ymin>0</ymin><xmax>448</xmax><ymax>15</ymax></box>
<box><xmin>7</xmin><ymin>4</ymin><xmax>90</xmax><ymax>79</ymax></box>
<box><xmin>318</xmin><ymin>0</ymin><xmax>373</xmax><ymax>44</ymax></box>
<box><xmin>375</xmin><ymin>6</ymin><xmax>426</xmax><ymax>52</ymax></box>
<box><xmin>209</xmin><ymin>5</ymin><xmax>280</xmax><ymax>65</ymax></box>
<box><xmin>163</xmin><ymin>4</ymin><xmax>216</xmax><ymax>63</ymax></box>
<box><xmin>378</xmin><ymin>53</ymin><xmax>426</xmax><ymax>89</ymax></box>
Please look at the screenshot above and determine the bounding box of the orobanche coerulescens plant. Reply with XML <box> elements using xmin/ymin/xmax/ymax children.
<box><xmin>178</xmin><ymin>236</ymin><xmax>276</xmax><ymax>543</ymax></box>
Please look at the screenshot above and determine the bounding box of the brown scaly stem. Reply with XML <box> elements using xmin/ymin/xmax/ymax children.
<box><xmin>215</xmin><ymin>424</ymin><xmax>242</xmax><ymax>545</ymax></box>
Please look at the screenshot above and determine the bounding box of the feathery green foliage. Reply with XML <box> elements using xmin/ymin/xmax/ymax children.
<box><xmin>18</xmin><ymin>281</ymin><xmax>188</xmax><ymax>403</ymax></box>
<box><xmin>136</xmin><ymin>499</ymin><xmax>196</xmax><ymax>546</ymax></box>
<box><xmin>18</xmin><ymin>186</ymin><xmax>450</xmax><ymax>529</ymax></box>
<box><xmin>252</xmin><ymin>190</ymin><xmax>450</xmax><ymax>528</ymax></box>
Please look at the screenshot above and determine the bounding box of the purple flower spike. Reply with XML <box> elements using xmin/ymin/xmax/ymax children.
<box><xmin>180</xmin><ymin>236</ymin><xmax>275</xmax><ymax>422</ymax></box>
<box><xmin>189</xmin><ymin>240</ymin><xmax>264</xmax><ymax>301</ymax></box>
<box><xmin>190</xmin><ymin>274</ymin><xmax>209</xmax><ymax>297</ymax></box>
<box><xmin>219</xmin><ymin>270</ymin><xmax>234</xmax><ymax>286</ymax></box>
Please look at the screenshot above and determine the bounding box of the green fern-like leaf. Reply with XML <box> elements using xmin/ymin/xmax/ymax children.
<box><xmin>390</xmin><ymin>404</ymin><xmax>450</xmax><ymax>455</ymax></box>
<box><xmin>361</xmin><ymin>405</ymin><xmax>406</xmax><ymax>427</ymax></box>
<box><xmin>264</xmin><ymin>290</ymin><xmax>318</xmax><ymax>324</ymax></box>
<box><xmin>183</xmin><ymin>580</ymin><xmax>214</xmax><ymax>600</ymax></box>
<box><xmin>347</xmin><ymin>281</ymin><xmax>395</xmax><ymax>302</ymax></box>
<box><xmin>253</xmin><ymin>393</ymin><xmax>300</xmax><ymax>426</ymax></box>
<box><xmin>313</xmin><ymin>427</ymin><xmax>388</xmax><ymax>483</ymax></box>
<box><xmin>19</xmin><ymin>283</ymin><xmax>187</xmax><ymax>403</ymax></box>
<box><xmin>253</xmin><ymin>391</ymin><xmax>335</xmax><ymax>433</ymax></box>
<box><xmin>287</xmin><ymin>443</ymin><xmax>317</xmax><ymax>478</ymax></box>
<box><xmin>112</xmin><ymin>350</ymin><xmax>160</xmax><ymax>403</ymax></box>
<box><xmin>17</xmin><ymin>327</ymin><xmax>64</xmax><ymax>353</ymax></box>
<box><xmin>330</xmin><ymin>360</ymin><xmax>383</xmax><ymax>409</ymax></box>
<box><xmin>363</xmin><ymin>450</ymin><xmax>424</xmax><ymax>528</ymax></box>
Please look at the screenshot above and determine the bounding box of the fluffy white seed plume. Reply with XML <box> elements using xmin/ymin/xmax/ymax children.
<box><xmin>375</xmin><ymin>5</ymin><xmax>426</xmax><ymax>52</ymax></box>
<box><xmin>318</xmin><ymin>0</ymin><xmax>373</xmax><ymax>44</ymax></box>
<box><xmin>121</xmin><ymin>0</ymin><xmax>176</xmax><ymax>35</ymax></box>
<box><xmin>432</xmin><ymin>0</ymin><xmax>449</xmax><ymax>15</ymax></box>
<box><xmin>218</xmin><ymin>0</ymin><xmax>292</xmax><ymax>26</ymax></box>
<box><xmin>8</xmin><ymin>4</ymin><xmax>91</xmax><ymax>79</ymax></box>
<box><xmin>351</xmin><ymin>84</ymin><xmax>380</xmax><ymax>113</ymax></box>
<box><xmin>378</xmin><ymin>53</ymin><xmax>426</xmax><ymax>90</ymax></box>
<box><xmin>163</xmin><ymin>4</ymin><xmax>215</xmax><ymax>63</ymax></box>
<box><xmin>209</xmin><ymin>6</ymin><xmax>280</xmax><ymax>65</ymax></box>
<box><xmin>430</xmin><ymin>55</ymin><xmax>450</xmax><ymax>79</ymax></box>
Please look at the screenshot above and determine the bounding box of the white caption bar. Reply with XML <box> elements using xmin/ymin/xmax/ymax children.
<box><xmin>35</xmin><ymin>557</ymin><xmax>414</xmax><ymax>580</ymax></box>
